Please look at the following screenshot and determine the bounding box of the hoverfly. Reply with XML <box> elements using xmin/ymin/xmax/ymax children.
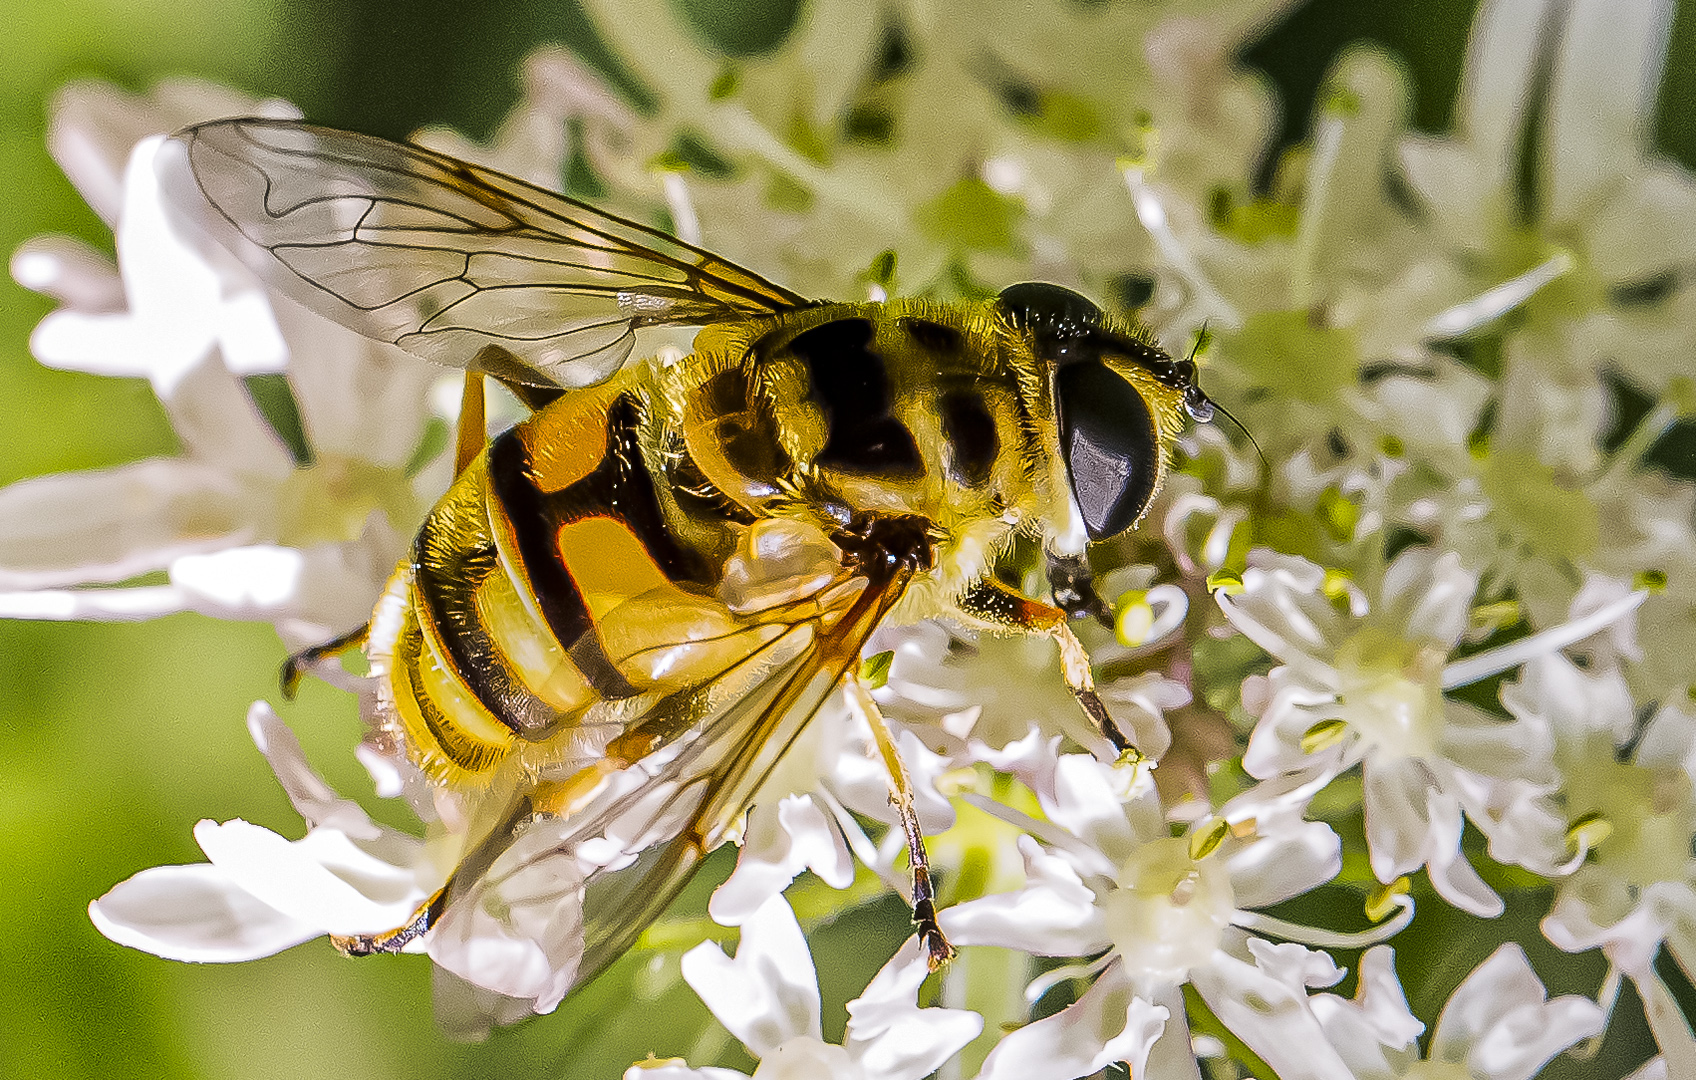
<box><xmin>157</xmin><ymin>118</ymin><xmax>1218</xmax><ymax>1011</ymax></box>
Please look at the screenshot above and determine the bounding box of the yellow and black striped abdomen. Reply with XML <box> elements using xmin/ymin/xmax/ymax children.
<box><xmin>370</xmin><ymin>380</ymin><xmax>747</xmax><ymax>790</ymax></box>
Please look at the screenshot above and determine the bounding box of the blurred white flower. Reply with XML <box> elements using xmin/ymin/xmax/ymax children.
<box><xmin>1399</xmin><ymin>0</ymin><xmax>1692</xmax><ymax>399</ymax></box>
<box><xmin>630</xmin><ymin>893</ymin><xmax>981</xmax><ymax>1080</ymax></box>
<box><xmin>1</xmin><ymin>81</ymin><xmax>442</xmax><ymax>643</ymax></box>
<box><xmin>1311</xmin><ymin>943</ymin><xmax>1603</xmax><ymax>1080</ymax></box>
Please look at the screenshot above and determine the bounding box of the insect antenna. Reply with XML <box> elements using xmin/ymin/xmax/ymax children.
<box><xmin>1183</xmin><ymin>321</ymin><xmax>1266</xmax><ymax>471</ymax></box>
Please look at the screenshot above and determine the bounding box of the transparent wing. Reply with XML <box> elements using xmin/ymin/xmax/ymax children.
<box><xmin>428</xmin><ymin>562</ymin><xmax>913</xmax><ymax>1012</ymax></box>
<box><xmin>160</xmin><ymin>118</ymin><xmax>813</xmax><ymax>388</ymax></box>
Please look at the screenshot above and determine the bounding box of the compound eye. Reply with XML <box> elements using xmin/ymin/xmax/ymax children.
<box><xmin>1056</xmin><ymin>361</ymin><xmax>1159</xmax><ymax>540</ymax></box>
<box><xmin>997</xmin><ymin>282</ymin><xmax>1102</xmax><ymax>334</ymax></box>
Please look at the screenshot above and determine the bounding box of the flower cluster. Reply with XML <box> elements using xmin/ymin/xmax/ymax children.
<box><xmin>11</xmin><ymin>0</ymin><xmax>1696</xmax><ymax>1075</ymax></box>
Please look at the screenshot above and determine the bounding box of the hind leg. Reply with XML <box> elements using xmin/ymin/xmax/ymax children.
<box><xmin>280</xmin><ymin>622</ymin><xmax>371</xmax><ymax>698</ymax></box>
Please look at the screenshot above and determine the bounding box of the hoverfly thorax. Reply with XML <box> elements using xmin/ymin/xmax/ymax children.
<box><xmin>676</xmin><ymin>303</ymin><xmax>1031</xmax><ymax>545</ymax></box>
<box><xmin>997</xmin><ymin>282</ymin><xmax>1212</xmax><ymax>542</ymax></box>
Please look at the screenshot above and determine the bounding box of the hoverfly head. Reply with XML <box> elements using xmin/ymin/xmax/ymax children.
<box><xmin>997</xmin><ymin>281</ymin><xmax>1219</xmax><ymax>541</ymax></box>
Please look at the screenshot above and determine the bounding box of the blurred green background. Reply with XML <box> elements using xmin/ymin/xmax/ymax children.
<box><xmin>4</xmin><ymin>1</ymin><xmax>1696</xmax><ymax>1076</ymax></box>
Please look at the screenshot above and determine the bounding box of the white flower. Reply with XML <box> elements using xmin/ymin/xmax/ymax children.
<box><xmin>86</xmin><ymin>698</ymin><xmax>615</xmax><ymax>1033</ymax></box>
<box><xmin>869</xmin><ymin>617</ymin><xmax>1192</xmax><ymax>768</ymax></box>
<box><xmin>936</xmin><ymin>750</ymin><xmax>1384</xmax><ymax>1080</ymax></box>
<box><xmin>2</xmin><ymin>80</ymin><xmax>442</xmax><ymax>642</ymax></box>
<box><xmin>89</xmin><ymin>702</ymin><xmax>437</xmax><ymax>964</ymax></box>
<box><xmin>1311</xmin><ymin>943</ymin><xmax>1603</xmax><ymax>1080</ymax></box>
<box><xmin>1220</xmin><ymin>546</ymin><xmax>1645</xmax><ymax>914</ymax></box>
<box><xmin>631</xmin><ymin>894</ymin><xmax>981</xmax><ymax>1080</ymax></box>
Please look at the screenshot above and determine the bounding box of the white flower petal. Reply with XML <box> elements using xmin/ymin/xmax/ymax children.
<box><xmin>1546</xmin><ymin>0</ymin><xmax>1673</xmax><ymax>225</ymax></box>
<box><xmin>1429</xmin><ymin>945</ymin><xmax>1567</xmax><ymax>1065</ymax></box>
<box><xmin>1244</xmin><ymin>937</ymin><xmax>1344</xmax><ymax>995</ymax></box>
<box><xmin>47</xmin><ymin>78</ymin><xmax>290</xmax><ymax>224</ymax></box>
<box><xmin>1044</xmin><ymin>754</ymin><xmax>1140</xmax><ymax>867</ymax></box>
<box><xmin>1142</xmin><ymin>983</ymin><xmax>1204</xmax><ymax>1080</ymax></box>
<box><xmin>680</xmin><ymin>894</ymin><xmax>821</xmax><ymax>1056</ymax></box>
<box><xmin>1227</xmin><ymin>819</ymin><xmax>1342</xmax><ymax>909</ymax></box>
<box><xmin>89</xmin><ymin>862</ymin><xmax>319</xmax><ymax>962</ymax></box>
<box><xmin>937</xmin><ymin>836</ymin><xmax>1110</xmax><ymax>956</ymax></box>
<box><xmin>845</xmin><ymin>936</ymin><xmax>981</xmax><ymax>1080</ymax></box>
<box><xmin>621</xmin><ymin>1064</ymin><xmax>747</xmax><ymax>1080</ymax></box>
<box><xmin>36</xmin><ymin>138</ymin><xmax>286</xmax><ymax>396</ymax></box>
<box><xmin>1362</xmin><ymin>755</ymin><xmax>1434</xmax><ymax>882</ymax></box>
<box><xmin>1311</xmin><ymin>946</ymin><xmax>1423</xmax><ymax>1079</ymax></box>
<box><xmin>1422</xmin><ymin>785</ymin><xmax>1505</xmax><ymax>917</ymax></box>
<box><xmin>974</xmin><ymin>962</ymin><xmax>1166</xmax><ymax>1080</ymax></box>
<box><xmin>1381</xmin><ymin>548</ymin><xmax>1475</xmax><ymax>646</ymax></box>
<box><xmin>170</xmin><ymin>545</ymin><xmax>305</xmax><ymax>617</ymax></box>
<box><xmin>0</xmin><ymin>457</ymin><xmax>250</xmax><ymax>590</ymax></box>
<box><xmin>1635</xmin><ymin>969</ymin><xmax>1696</xmax><ymax>1079</ymax></box>
<box><xmin>245</xmin><ymin>701</ymin><xmax>380</xmax><ymax>840</ymax></box>
<box><xmin>11</xmin><ymin>234</ymin><xmax>124</xmax><ymax>310</ymax></box>
<box><xmin>1190</xmin><ymin>951</ymin><xmax>1356</xmax><ymax>1080</ymax></box>
<box><xmin>710</xmin><ymin>795</ymin><xmax>852</xmax><ymax>926</ymax></box>
<box><xmin>0</xmin><ymin>585</ymin><xmax>189</xmax><ymax>621</ymax></box>
<box><xmin>1456</xmin><ymin>0</ymin><xmax>1559</xmax><ymax>193</ymax></box>
<box><xmin>193</xmin><ymin>819</ymin><xmax>421</xmax><ymax>935</ymax></box>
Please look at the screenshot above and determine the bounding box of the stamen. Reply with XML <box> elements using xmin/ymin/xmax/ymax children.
<box><xmin>1422</xmin><ymin>252</ymin><xmax>1573</xmax><ymax>338</ymax></box>
<box><xmin>1022</xmin><ymin>952</ymin><xmax>1116</xmax><ymax>1005</ymax></box>
<box><xmin>1301</xmin><ymin>718</ymin><xmax>1350</xmax><ymax>754</ymax></box>
<box><xmin>1441</xmin><ymin>589</ymin><xmax>1647</xmax><ymax>689</ymax></box>
<box><xmin>1114</xmin><ymin>584</ymin><xmax>1189</xmax><ymax>648</ymax></box>
<box><xmin>1232</xmin><ymin>889</ymin><xmax>1414</xmax><ymax>948</ymax></box>
<box><xmin>1188</xmin><ymin>817</ymin><xmax>1231</xmax><ymax>861</ymax></box>
<box><xmin>1552</xmin><ymin>812</ymin><xmax>1613</xmax><ymax>874</ymax></box>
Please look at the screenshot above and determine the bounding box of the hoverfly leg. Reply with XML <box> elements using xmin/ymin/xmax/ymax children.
<box><xmin>281</xmin><ymin>622</ymin><xmax>371</xmax><ymax>699</ymax></box>
<box><xmin>453</xmin><ymin>371</ymin><xmax>486</xmax><ymax>478</ymax></box>
<box><xmin>1045</xmin><ymin>551</ymin><xmax>1114</xmax><ymax>628</ymax></box>
<box><xmin>957</xmin><ymin>578</ymin><xmax>1140</xmax><ymax>764</ymax></box>
<box><xmin>844</xmin><ymin>673</ymin><xmax>956</xmax><ymax>970</ymax></box>
<box><xmin>330</xmin><ymin>884</ymin><xmax>450</xmax><ymax>956</ymax></box>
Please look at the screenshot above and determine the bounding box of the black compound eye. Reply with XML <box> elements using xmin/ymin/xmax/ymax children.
<box><xmin>1056</xmin><ymin>362</ymin><xmax>1159</xmax><ymax>540</ymax></box>
<box><xmin>997</xmin><ymin>282</ymin><xmax>1102</xmax><ymax>334</ymax></box>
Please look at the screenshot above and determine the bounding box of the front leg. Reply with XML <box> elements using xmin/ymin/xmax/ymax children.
<box><xmin>956</xmin><ymin>577</ymin><xmax>1139</xmax><ymax>762</ymax></box>
<box><xmin>1045</xmin><ymin>550</ymin><xmax>1114</xmax><ymax>628</ymax></box>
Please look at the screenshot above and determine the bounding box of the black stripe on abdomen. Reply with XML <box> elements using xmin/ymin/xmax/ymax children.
<box><xmin>487</xmin><ymin>394</ymin><xmax>712</xmax><ymax>700</ymax></box>
<box><xmin>412</xmin><ymin>485</ymin><xmax>556</xmax><ymax>737</ymax></box>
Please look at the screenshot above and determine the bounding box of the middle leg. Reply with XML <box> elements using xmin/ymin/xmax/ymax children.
<box><xmin>844</xmin><ymin>672</ymin><xmax>956</xmax><ymax>970</ymax></box>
